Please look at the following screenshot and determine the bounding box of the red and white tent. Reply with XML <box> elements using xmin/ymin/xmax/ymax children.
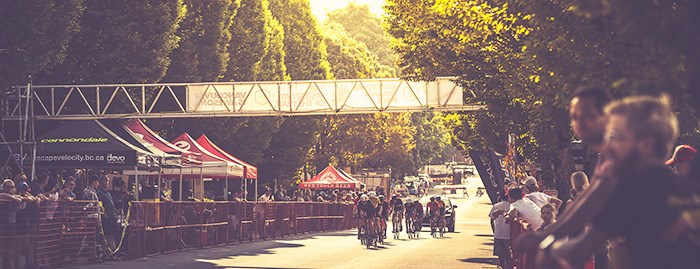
<box><xmin>169</xmin><ymin>133</ymin><xmax>244</xmax><ymax>178</ymax></box>
<box><xmin>300</xmin><ymin>166</ymin><xmax>362</xmax><ymax>190</ymax></box>
<box><xmin>125</xmin><ymin>119</ymin><xmax>203</xmax><ymax>166</ymax></box>
<box><xmin>196</xmin><ymin>134</ymin><xmax>258</xmax><ymax>179</ymax></box>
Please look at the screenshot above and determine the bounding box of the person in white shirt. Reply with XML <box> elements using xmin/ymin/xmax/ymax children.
<box><xmin>523</xmin><ymin>176</ymin><xmax>562</xmax><ymax>210</ymax></box>
<box><xmin>507</xmin><ymin>187</ymin><xmax>543</xmax><ymax>230</ymax></box>
<box><xmin>489</xmin><ymin>192</ymin><xmax>513</xmax><ymax>269</ymax></box>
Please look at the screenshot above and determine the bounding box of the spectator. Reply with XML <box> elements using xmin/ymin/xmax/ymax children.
<box><xmin>666</xmin><ymin>145</ymin><xmax>697</xmax><ymax>178</ymax></box>
<box><xmin>13</xmin><ymin>173</ymin><xmax>28</xmax><ymax>185</ymax></box>
<box><xmin>29</xmin><ymin>172</ymin><xmax>50</xmax><ymax>196</ymax></box>
<box><xmin>568</xmin><ymin>171</ymin><xmax>590</xmax><ymax>204</ymax></box>
<box><xmin>97</xmin><ymin>177</ymin><xmax>118</xmax><ymax>251</ymax></box>
<box><xmin>506</xmin><ymin>187</ymin><xmax>543</xmax><ymax>230</ymax></box>
<box><xmin>549</xmin><ymin>95</ymin><xmax>699</xmax><ymax>268</ymax></box>
<box><xmin>489</xmin><ymin>191</ymin><xmax>512</xmax><ymax>269</ymax></box>
<box><xmin>82</xmin><ymin>176</ymin><xmax>99</xmax><ymax>201</ymax></box>
<box><xmin>16</xmin><ymin>182</ymin><xmax>39</xmax><ymax>268</ymax></box>
<box><xmin>255</xmin><ymin>187</ymin><xmax>272</xmax><ymax>239</ymax></box>
<box><xmin>47</xmin><ymin>183</ymin><xmax>74</xmax><ymax>201</ymax></box>
<box><xmin>63</xmin><ymin>176</ymin><xmax>78</xmax><ymax>200</ymax></box>
<box><xmin>515</xmin><ymin>87</ymin><xmax>613</xmax><ymax>268</ymax></box>
<box><xmin>1</xmin><ymin>179</ymin><xmax>23</xmax><ymax>269</ymax></box>
<box><xmin>523</xmin><ymin>176</ymin><xmax>563</xmax><ymax>210</ymax></box>
<box><xmin>538</xmin><ymin>204</ymin><xmax>557</xmax><ymax>231</ymax></box>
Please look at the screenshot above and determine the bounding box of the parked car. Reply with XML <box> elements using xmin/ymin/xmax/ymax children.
<box><xmin>418</xmin><ymin>195</ymin><xmax>457</xmax><ymax>232</ymax></box>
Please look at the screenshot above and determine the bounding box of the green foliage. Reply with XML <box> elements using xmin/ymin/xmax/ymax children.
<box><xmin>325</xmin><ymin>3</ymin><xmax>398</xmax><ymax>76</ymax></box>
<box><xmin>44</xmin><ymin>0</ymin><xmax>185</xmax><ymax>84</ymax></box>
<box><xmin>385</xmin><ymin>0</ymin><xmax>700</xmax><ymax>186</ymax></box>
<box><xmin>164</xmin><ymin>0</ymin><xmax>240</xmax><ymax>82</ymax></box>
<box><xmin>224</xmin><ymin>0</ymin><xmax>271</xmax><ymax>81</ymax></box>
<box><xmin>261</xmin><ymin>0</ymin><xmax>333</xmax><ymax>186</ymax></box>
<box><xmin>257</xmin><ymin>15</ymin><xmax>288</xmax><ymax>81</ymax></box>
<box><xmin>0</xmin><ymin>0</ymin><xmax>84</xmax><ymax>88</ymax></box>
<box><xmin>323</xmin><ymin>23</ymin><xmax>386</xmax><ymax>79</ymax></box>
<box><xmin>268</xmin><ymin>0</ymin><xmax>331</xmax><ymax>80</ymax></box>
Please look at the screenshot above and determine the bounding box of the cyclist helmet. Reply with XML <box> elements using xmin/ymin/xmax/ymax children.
<box><xmin>406</xmin><ymin>198</ymin><xmax>412</xmax><ymax>203</ymax></box>
<box><xmin>361</xmin><ymin>194</ymin><xmax>369</xmax><ymax>201</ymax></box>
<box><xmin>379</xmin><ymin>195</ymin><xmax>385</xmax><ymax>200</ymax></box>
<box><xmin>369</xmin><ymin>191</ymin><xmax>376</xmax><ymax>198</ymax></box>
<box><xmin>436</xmin><ymin>196</ymin><xmax>441</xmax><ymax>201</ymax></box>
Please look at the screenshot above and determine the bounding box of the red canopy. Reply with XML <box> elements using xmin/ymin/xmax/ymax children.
<box><xmin>299</xmin><ymin>166</ymin><xmax>361</xmax><ymax>190</ymax></box>
<box><xmin>196</xmin><ymin>134</ymin><xmax>258</xmax><ymax>179</ymax></box>
<box><xmin>170</xmin><ymin>133</ymin><xmax>244</xmax><ymax>178</ymax></box>
<box><xmin>125</xmin><ymin>119</ymin><xmax>203</xmax><ymax>166</ymax></box>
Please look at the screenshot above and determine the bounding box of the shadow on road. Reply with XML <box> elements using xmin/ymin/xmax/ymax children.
<box><xmin>459</xmin><ymin>257</ymin><xmax>498</xmax><ymax>265</ymax></box>
<box><xmin>473</xmin><ymin>234</ymin><xmax>493</xmax><ymax>237</ymax></box>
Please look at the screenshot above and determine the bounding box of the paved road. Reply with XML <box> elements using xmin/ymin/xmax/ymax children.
<box><xmin>75</xmin><ymin>180</ymin><xmax>497</xmax><ymax>269</ymax></box>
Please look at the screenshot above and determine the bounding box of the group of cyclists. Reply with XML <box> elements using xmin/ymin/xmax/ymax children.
<box><xmin>354</xmin><ymin>191</ymin><xmax>448</xmax><ymax>248</ymax></box>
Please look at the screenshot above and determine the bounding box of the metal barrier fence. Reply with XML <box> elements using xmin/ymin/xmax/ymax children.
<box><xmin>0</xmin><ymin>200</ymin><xmax>99</xmax><ymax>269</ymax></box>
<box><xmin>509</xmin><ymin>219</ymin><xmax>595</xmax><ymax>269</ymax></box>
<box><xmin>0</xmin><ymin>200</ymin><xmax>355</xmax><ymax>268</ymax></box>
<box><xmin>126</xmin><ymin>201</ymin><xmax>357</xmax><ymax>259</ymax></box>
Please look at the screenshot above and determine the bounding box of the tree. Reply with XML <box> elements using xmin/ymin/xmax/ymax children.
<box><xmin>43</xmin><ymin>0</ymin><xmax>185</xmax><ymax>84</ymax></box>
<box><xmin>164</xmin><ymin>0</ymin><xmax>240</xmax><ymax>82</ymax></box>
<box><xmin>0</xmin><ymin>0</ymin><xmax>84</xmax><ymax>89</ymax></box>
<box><xmin>325</xmin><ymin>3</ymin><xmax>398</xmax><ymax>76</ymax></box>
<box><xmin>262</xmin><ymin>0</ymin><xmax>333</xmax><ymax>186</ymax></box>
<box><xmin>257</xmin><ymin>15</ymin><xmax>288</xmax><ymax>81</ymax></box>
<box><xmin>385</xmin><ymin>0</ymin><xmax>699</xmax><ymax>191</ymax></box>
<box><xmin>224</xmin><ymin>0</ymin><xmax>271</xmax><ymax>81</ymax></box>
<box><xmin>323</xmin><ymin>23</ymin><xmax>388</xmax><ymax>79</ymax></box>
<box><xmin>268</xmin><ymin>0</ymin><xmax>331</xmax><ymax>80</ymax></box>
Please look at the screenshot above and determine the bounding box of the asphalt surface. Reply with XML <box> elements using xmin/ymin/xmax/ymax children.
<box><xmin>74</xmin><ymin>178</ymin><xmax>497</xmax><ymax>269</ymax></box>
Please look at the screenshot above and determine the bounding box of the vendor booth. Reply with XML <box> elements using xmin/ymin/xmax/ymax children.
<box><xmin>125</xmin><ymin>119</ymin><xmax>204</xmax><ymax>200</ymax></box>
<box><xmin>34</xmin><ymin>120</ymin><xmax>161</xmax><ymax>201</ymax></box>
<box><xmin>300</xmin><ymin>166</ymin><xmax>362</xmax><ymax>190</ymax></box>
<box><xmin>35</xmin><ymin>120</ymin><xmax>160</xmax><ymax>169</ymax></box>
<box><xmin>196</xmin><ymin>134</ymin><xmax>258</xmax><ymax>200</ymax></box>
<box><xmin>169</xmin><ymin>133</ymin><xmax>246</xmax><ymax>200</ymax></box>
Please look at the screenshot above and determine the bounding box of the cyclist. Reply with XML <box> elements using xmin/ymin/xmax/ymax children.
<box><xmin>426</xmin><ymin>196</ymin><xmax>440</xmax><ymax>235</ymax></box>
<box><xmin>404</xmin><ymin>198</ymin><xmax>415</xmax><ymax>236</ymax></box>
<box><xmin>436</xmin><ymin>196</ymin><xmax>446</xmax><ymax>233</ymax></box>
<box><xmin>413</xmin><ymin>199</ymin><xmax>424</xmax><ymax>234</ymax></box>
<box><xmin>379</xmin><ymin>195</ymin><xmax>389</xmax><ymax>239</ymax></box>
<box><xmin>356</xmin><ymin>194</ymin><xmax>372</xmax><ymax>239</ymax></box>
<box><xmin>390</xmin><ymin>195</ymin><xmax>404</xmax><ymax>232</ymax></box>
<box><xmin>368</xmin><ymin>192</ymin><xmax>381</xmax><ymax>238</ymax></box>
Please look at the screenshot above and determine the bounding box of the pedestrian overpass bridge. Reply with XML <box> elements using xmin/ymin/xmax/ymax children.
<box><xmin>3</xmin><ymin>77</ymin><xmax>484</xmax><ymax>120</ymax></box>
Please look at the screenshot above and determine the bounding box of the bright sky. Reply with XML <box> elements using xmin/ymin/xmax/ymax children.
<box><xmin>309</xmin><ymin>0</ymin><xmax>386</xmax><ymax>22</ymax></box>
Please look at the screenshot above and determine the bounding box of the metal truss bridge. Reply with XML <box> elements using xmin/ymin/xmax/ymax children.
<box><xmin>2</xmin><ymin>77</ymin><xmax>484</xmax><ymax>121</ymax></box>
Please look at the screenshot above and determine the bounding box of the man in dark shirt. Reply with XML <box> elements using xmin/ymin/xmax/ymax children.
<box><xmin>97</xmin><ymin>177</ymin><xmax>118</xmax><ymax>250</ymax></box>
<box><xmin>548</xmin><ymin>95</ymin><xmax>700</xmax><ymax>268</ymax></box>
<box><xmin>29</xmin><ymin>172</ymin><xmax>49</xmax><ymax>196</ymax></box>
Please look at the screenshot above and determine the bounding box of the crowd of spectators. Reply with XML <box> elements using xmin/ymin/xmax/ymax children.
<box><xmin>0</xmin><ymin>171</ymin><xmax>126</xmax><ymax>268</ymax></box>
<box><xmin>491</xmin><ymin>87</ymin><xmax>700</xmax><ymax>269</ymax></box>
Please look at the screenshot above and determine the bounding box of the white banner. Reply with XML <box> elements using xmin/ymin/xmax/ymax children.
<box><xmin>186</xmin><ymin>77</ymin><xmax>464</xmax><ymax>113</ymax></box>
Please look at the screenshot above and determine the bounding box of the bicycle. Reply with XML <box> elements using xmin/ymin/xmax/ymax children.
<box><xmin>405</xmin><ymin>211</ymin><xmax>415</xmax><ymax>239</ymax></box>
<box><xmin>438</xmin><ymin>212</ymin><xmax>446</xmax><ymax>237</ymax></box>
<box><xmin>392</xmin><ymin>211</ymin><xmax>403</xmax><ymax>240</ymax></box>
<box><xmin>429</xmin><ymin>212</ymin><xmax>438</xmax><ymax>238</ymax></box>
<box><xmin>413</xmin><ymin>213</ymin><xmax>423</xmax><ymax>238</ymax></box>
<box><xmin>476</xmin><ymin>187</ymin><xmax>485</xmax><ymax>197</ymax></box>
<box><xmin>363</xmin><ymin>217</ymin><xmax>377</xmax><ymax>249</ymax></box>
